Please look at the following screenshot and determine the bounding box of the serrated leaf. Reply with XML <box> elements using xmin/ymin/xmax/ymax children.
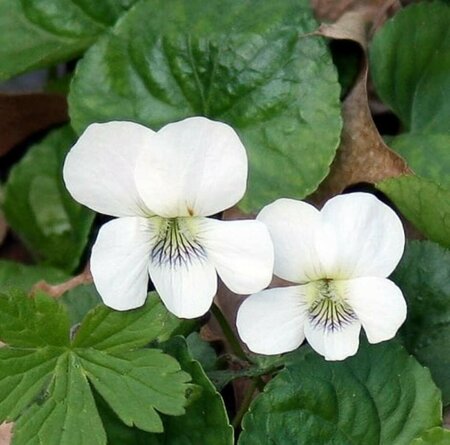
<box><xmin>239</xmin><ymin>341</ymin><xmax>442</xmax><ymax>445</ymax></box>
<box><xmin>151</xmin><ymin>337</ymin><xmax>233</xmax><ymax>444</ymax></box>
<box><xmin>411</xmin><ymin>427</ymin><xmax>450</xmax><ymax>445</ymax></box>
<box><xmin>0</xmin><ymin>260</ymin><xmax>68</xmax><ymax>293</ymax></box>
<box><xmin>72</xmin><ymin>292</ymin><xmax>195</xmax><ymax>353</ymax></box>
<box><xmin>0</xmin><ymin>347</ymin><xmax>59</xmax><ymax>422</ymax></box>
<box><xmin>377</xmin><ymin>176</ymin><xmax>450</xmax><ymax>249</ymax></box>
<box><xmin>0</xmin><ymin>0</ymin><xmax>138</xmax><ymax>81</ymax></box>
<box><xmin>0</xmin><ymin>291</ymin><xmax>192</xmax><ymax>444</ymax></box>
<box><xmin>0</xmin><ymin>292</ymin><xmax>70</xmax><ymax>347</ymax></box>
<box><xmin>100</xmin><ymin>337</ymin><xmax>233</xmax><ymax>445</ymax></box>
<box><xmin>3</xmin><ymin>126</ymin><xmax>95</xmax><ymax>272</ymax></box>
<box><xmin>13</xmin><ymin>352</ymin><xmax>106</xmax><ymax>445</ymax></box>
<box><xmin>392</xmin><ymin>241</ymin><xmax>450</xmax><ymax>406</ymax></box>
<box><xmin>78</xmin><ymin>348</ymin><xmax>190</xmax><ymax>433</ymax></box>
<box><xmin>68</xmin><ymin>0</ymin><xmax>341</xmax><ymax>212</ymax></box>
<box><xmin>370</xmin><ymin>1</ymin><xmax>450</xmax><ymax>186</ymax></box>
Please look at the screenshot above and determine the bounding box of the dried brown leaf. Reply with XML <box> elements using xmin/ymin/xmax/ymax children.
<box><xmin>0</xmin><ymin>423</ymin><xmax>11</xmax><ymax>445</ymax></box>
<box><xmin>310</xmin><ymin>5</ymin><xmax>411</xmax><ymax>206</ymax></box>
<box><xmin>311</xmin><ymin>0</ymin><xmax>400</xmax><ymax>23</ymax></box>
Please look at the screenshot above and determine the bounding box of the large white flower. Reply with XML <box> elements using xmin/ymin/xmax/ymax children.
<box><xmin>63</xmin><ymin>117</ymin><xmax>274</xmax><ymax>318</ymax></box>
<box><xmin>236</xmin><ymin>193</ymin><xmax>407</xmax><ymax>360</ymax></box>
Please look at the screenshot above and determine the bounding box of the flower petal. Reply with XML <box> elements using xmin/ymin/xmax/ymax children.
<box><xmin>344</xmin><ymin>277</ymin><xmax>407</xmax><ymax>344</ymax></box>
<box><xmin>236</xmin><ymin>286</ymin><xmax>308</xmax><ymax>355</ymax></box>
<box><xmin>90</xmin><ymin>217</ymin><xmax>153</xmax><ymax>310</ymax></box>
<box><xmin>135</xmin><ymin>117</ymin><xmax>248</xmax><ymax>217</ymax></box>
<box><xmin>148</xmin><ymin>254</ymin><xmax>217</xmax><ymax>319</ymax></box>
<box><xmin>197</xmin><ymin>218</ymin><xmax>274</xmax><ymax>295</ymax></box>
<box><xmin>257</xmin><ymin>199</ymin><xmax>324</xmax><ymax>283</ymax></box>
<box><xmin>63</xmin><ymin>121</ymin><xmax>154</xmax><ymax>217</ymax></box>
<box><xmin>320</xmin><ymin>193</ymin><xmax>405</xmax><ymax>278</ymax></box>
<box><xmin>304</xmin><ymin>318</ymin><xmax>362</xmax><ymax>361</ymax></box>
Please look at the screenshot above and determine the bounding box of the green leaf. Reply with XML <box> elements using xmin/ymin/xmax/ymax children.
<box><xmin>392</xmin><ymin>241</ymin><xmax>450</xmax><ymax>406</ymax></box>
<box><xmin>186</xmin><ymin>332</ymin><xmax>217</xmax><ymax>372</ymax></box>
<box><xmin>3</xmin><ymin>126</ymin><xmax>95</xmax><ymax>272</ymax></box>
<box><xmin>0</xmin><ymin>348</ymin><xmax>60</xmax><ymax>422</ymax></box>
<box><xmin>0</xmin><ymin>291</ymin><xmax>191</xmax><ymax>444</ymax></box>
<box><xmin>0</xmin><ymin>0</ymin><xmax>137</xmax><ymax>81</ymax></box>
<box><xmin>370</xmin><ymin>1</ymin><xmax>450</xmax><ymax>186</ymax></box>
<box><xmin>72</xmin><ymin>292</ymin><xmax>195</xmax><ymax>353</ymax></box>
<box><xmin>0</xmin><ymin>260</ymin><xmax>68</xmax><ymax>293</ymax></box>
<box><xmin>0</xmin><ymin>291</ymin><xmax>70</xmax><ymax>347</ymax></box>
<box><xmin>78</xmin><ymin>348</ymin><xmax>189</xmax><ymax>433</ymax></box>
<box><xmin>239</xmin><ymin>341</ymin><xmax>442</xmax><ymax>445</ymax></box>
<box><xmin>389</xmin><ymin>134</ymin><xmax>450</xmax><ymax>188</ymax></box>
<box><xmin>377</xmin><ymin>176</ymin><xmax>450</xmax><ymax>249</ymax></box>
<box><xmin>370</xmin><ymin>1</ymin><xmax>449</xmax><ymax>133</ymax></box>
<box><xmin>68</xmin><ymin>0</ymin><xmax>342</xmax><ymax>211</ymax></box>
<box><xmin>151</xmin><ymin>337</ymin><xmax>233</xmax><ymax>444</ymax></box>
<box><xmin>101</xmin><ymin>337</ymin><xmax>233</xmax><ymax>445</ymax></box>
<box><xmin>411</xmin><ymin>427</ymin><xmax>450</xmax><ymax>445</ymax></box>
<box><xmin>60</xmin><ymin>283</ymin><xmax>102</xmax><ymax>326</ymax></box>
<box><xmin>13</xmin><ymin>352</ymin><xmax>106</xmax><ymax>445</ymax></box>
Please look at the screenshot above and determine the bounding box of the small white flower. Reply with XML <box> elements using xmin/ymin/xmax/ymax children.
<box><xmin>63</xmin><ymin>117</ymin><xmax>274</xmax><ymax>318</ymax></box>
<box><xmin>236</xmin><ymin>193</ymin><xmax>407</xmax><ymax>360</ymax></box>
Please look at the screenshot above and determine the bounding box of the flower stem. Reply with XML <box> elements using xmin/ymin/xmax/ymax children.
<box><xmin>232</xmin><ymin>378</ymin><xmax>258</xmax><ymax>429</ymax></box>
<box><xmin>211</xmin><ymin>302</ymin><xmax>247</xmax><ymax>362</ymax></box>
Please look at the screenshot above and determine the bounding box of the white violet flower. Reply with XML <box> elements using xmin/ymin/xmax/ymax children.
<box><xmin>236</xmin><ymin>193</ymin><xmax>407</xmax><ymax>360</ymax></box>
<box><xmin>63</xmin><ymin>117</ymin><xmax>274</xmax><ymax>318</ymax></box>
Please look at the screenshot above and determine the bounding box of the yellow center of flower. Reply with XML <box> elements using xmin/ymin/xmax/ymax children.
<box><xmin>151</xmin><ymin>217</ymin><xmax>205</xmax><ymax>266</ymax></box>
<box><xmin>307</xmin><ymin>279</ymin><xmax>356</xmax><ymax>331</ymax></box>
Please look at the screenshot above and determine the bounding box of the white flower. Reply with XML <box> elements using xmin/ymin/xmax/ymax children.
<box><xmin>63</xmin><ymin>117</ymin><xmax>274</xmax><ymax>319</ymax></box>
<box><xmin>236</xmin><ymin>193</ymin><xmax>407</xmax><ymax>360</ymax></box>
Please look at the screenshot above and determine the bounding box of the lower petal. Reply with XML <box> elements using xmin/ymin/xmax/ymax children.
<box><xmin>344</xmin><ymin>277</ymin><xmax>407</xmax><ymax>344</ymax></box>
<box><xmin>236</xmin><ymin>286</ymin><xmax>308</xmax><ymax>355</ymax></box>
<box><xmin>198</xmin><ymin>218</ymin><xmax>274</xmax><ymax>295</ymax></box>
<box><xmin>148</xmin><ymin>255</ymin><xmax>217</xmax><ymax>319</ymax></box>
<box><xmin>90</xmin><ymin>217</ymin><xmax>153</xmax><ymax>310</ymax></box>
<box><xmin>304</xmin><ymin>318</ymin><xmax>361</xmax><ymax>361</ymax></box>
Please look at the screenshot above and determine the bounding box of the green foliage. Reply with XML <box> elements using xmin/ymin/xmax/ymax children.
<box><xmin>239</xmin><ymin>341</ymin><xmax>442</xmax><ymax>445</ymax></box>
<box><xmin>3</xmin><ymin>126</ymin><xmax>95</xmax><ymax>272</ymax></box>
<box><xmin>389</xmin><ymin>134</ymin><xmax>450</xmax><ymax>188</ymax></box>
<box><xmin>393</xmin><ymin>241</ymin><xmax>450</xmax><ymax>406</ymax></box>
<box><xmin>72</xmin><ymin>292</ymin><xmax>194</xmax><ymax>352</ymax></box>
<box><xmin>370</xmin><ymin>1</ymin><xmax>450</xmax><ymax>187</ymax></box>
<box><xmin>99</xmin><ymin>337</ymin><xmax>233</xmax><ymax>445</ymax></box>
<box><xmin>152</xmin><ymin>337</ymin><xmax>233</xmax><ymax>445</ymax></box>
<box><xmin>186</xmin><ymin>332</ymin><xmax>218</xmax><ymax>372</ymax></box>
<box><xmin>60</xmin><ymin>283</ymin><xmax>102</xmax><ymax>325</ymax></box>
<box><xmin>0</xmin><ymin>291</ymin><xmax>192</xmax><ymax>445</ymax></box>
<box><xmin>68</xmin><ymin>0</ymin><xmax>342</xmax><ymax>212</ymax></box>
<box><xmin>0</xmin><ymin>260</ymin><xmax>68</xmax><ymax>293</ymax></box>
<box><xmin>377</xmin><ymin>176</ymin><xmax>450</xmax><ymax>249</ymax></box>
<box><xmin>411</xmin><ymin>427</ymin><xmax>450</xmax><ymax>445</ymax></box>
<box><xmin>0</xmin><ymin>0</ymin><xmax>138</xmax><ymax>81</ymax></box>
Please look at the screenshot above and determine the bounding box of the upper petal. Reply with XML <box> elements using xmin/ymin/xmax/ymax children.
<box><xmin>198</xmin><ymin>218</ymin><xmax>274</xmax><ymax>295</ymax></box>
<box><xmin>135</xmin><ymin>117</ymin><xmax>248</xmax><ymax>217</ymax></box>
<box><xmin>148</xmin><ymin>253</ymin><xmax>217</xmax><ymax>319</ymax></box>
<box><xmin>344</xmin><ymin>277</ymin><xmax>407</xmax><ymax>344</ymax></box>
<box><xmin>304</xmin><ymin>317</ymin><xmax>362</xmax><ymax>361</ymax></box>
<box><xmin>320</xmin><ymin>193</ymin><xmax>405</xmax><ymax>278</ymax></box>
<box><xmin>90</xmin><ymin>217</ymin><xmax>153</xmax><ymax>310</ymax></box>
<box><xmin>257</xmin><ymin>199</ymin><xmax>324</xmax><ymax>283</ymax></box>
<box><xmin>236</xmin><ymin>286</ymin><xmax>308</xmax><ymax>355</ymax></box>
<box><xmin>63</xmin><ymin>121</ymin><xmax>154</xmax><ymax>217</ymax></box>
